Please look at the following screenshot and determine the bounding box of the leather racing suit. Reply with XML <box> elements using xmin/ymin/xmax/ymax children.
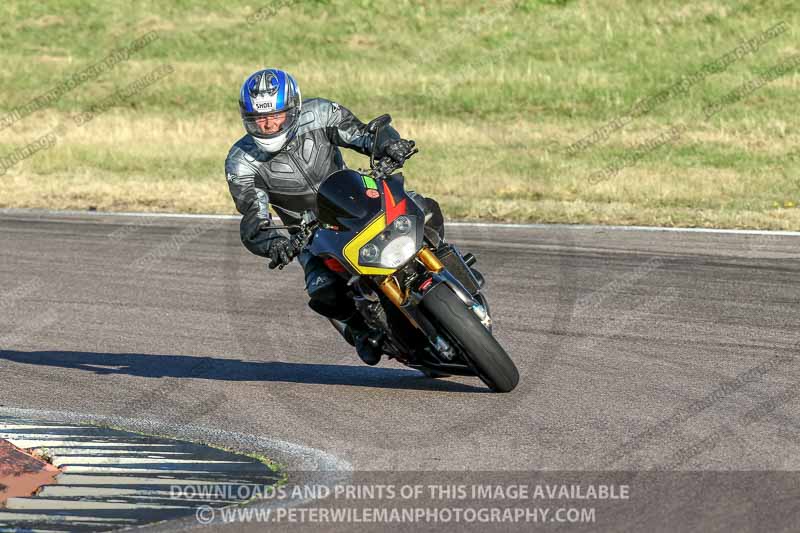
<box><xmin>225</xmin><ymin>97</ymin><xmax>443</xmax><ymax>321</ymax></box>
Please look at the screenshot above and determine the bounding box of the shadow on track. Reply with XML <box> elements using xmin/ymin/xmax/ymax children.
<box><xmin>0</xmin><ymin>350</ymin><xmax>487</xmax><ymax>393</ymax></box>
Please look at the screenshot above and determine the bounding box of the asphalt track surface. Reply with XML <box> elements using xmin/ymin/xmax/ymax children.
<box><xmin>1</xmin><ymin>211</ymin><xmax>799</xmax><ymax>531</ymax></box>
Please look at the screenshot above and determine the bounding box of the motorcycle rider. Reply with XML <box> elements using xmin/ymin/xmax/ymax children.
<box><xmin>225</xmin><ymin>68</ymin><xmax>444</xmax><ymax>366</ymax></box>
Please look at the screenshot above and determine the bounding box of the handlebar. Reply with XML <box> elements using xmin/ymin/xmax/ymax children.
<box><xmin>366</xmin><ymin>113</ymin><xmax>418</xmax><ymax>179</ymax></box>
<box><xmin>260</xmin><ymin>146</ymin><xmax>418</xmax><ymax>235</ymax></box>
<box><xmin>259</xmin><ymin>211</ymin><xmax>319</xmax><ymax>255</ymax></box>
<box><xmin>368</xmin><ymin>147</ymin><xmax>419</xmax><ymax>180</ymax></box>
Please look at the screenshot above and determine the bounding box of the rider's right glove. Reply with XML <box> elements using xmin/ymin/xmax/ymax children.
<box><xmin>267</xmin><ymin>237</ymin><xmax>295</xmax><ymax>270</ymax></box>
<box><xmin>382</xmin><ymin>138</ymin><xmax>415</xmax><ymax>163</ymax></box>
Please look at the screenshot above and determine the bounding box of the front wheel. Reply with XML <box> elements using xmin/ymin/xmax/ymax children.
<box><xmin>421</xmin><ymin>285</ymin><xmax>519</xmax><ymax>392</ymax></box>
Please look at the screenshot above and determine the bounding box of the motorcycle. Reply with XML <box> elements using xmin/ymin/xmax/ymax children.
<box><xmin>273</xmin><ymin>115</ymin><xmax>519</xmax><ymax>393</ymax></box>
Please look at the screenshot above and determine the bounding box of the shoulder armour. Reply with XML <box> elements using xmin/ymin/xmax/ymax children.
<box><xmin>225</xmin><ymin>135</ymin><xmax>261</xmax><ymax>180</ymax></box>
<box><xmin>296</xmin><ymin>98</ymin><xmax>333</xmax><ymax>135</ymax></box>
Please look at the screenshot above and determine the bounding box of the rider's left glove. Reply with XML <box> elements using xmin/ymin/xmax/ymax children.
<box><xmin>383</xmin><ymin>138</ymin><xmax>415</xmax><ymax>163</ymax></box>
<box><xmin>267</xmin><ymin>237</ymin><xmax>295</xmax><ymax>270</ymax></box>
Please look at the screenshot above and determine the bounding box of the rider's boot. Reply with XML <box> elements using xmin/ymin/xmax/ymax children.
<box><xmin>343</xmin><ymin>313</ymin><xmax>382</xmax><ymax>366</ymax></box>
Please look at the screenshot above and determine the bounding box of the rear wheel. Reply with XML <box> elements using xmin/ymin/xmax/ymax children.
<box><xmin>421</xmin><ymin>285</ymin><xmax>519</xmax><ymax>392</ymax></box>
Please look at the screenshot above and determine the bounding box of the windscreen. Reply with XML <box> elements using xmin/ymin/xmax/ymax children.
<box><xmin>316</xmin><ymin>169</ymin><xmax>383</xmax><ymax>229</ymax></box>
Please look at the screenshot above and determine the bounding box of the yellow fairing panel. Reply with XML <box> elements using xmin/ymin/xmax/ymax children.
<box><xmin>342</xmin><ymin>214</ymin><xmax>398</xmax><ymax>276</ymax></box>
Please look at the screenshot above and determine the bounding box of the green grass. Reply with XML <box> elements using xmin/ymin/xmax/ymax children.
<box><xmin>0</xmin><ymin>0</ymin><xmax>799</xmax><ymax>228</ymax></box>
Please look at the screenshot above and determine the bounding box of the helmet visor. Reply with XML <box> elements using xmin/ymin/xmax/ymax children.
<box><xmin>243</xmin><ymin>107</ymin><xmax>300</xmax><ymax>139</ymax></box>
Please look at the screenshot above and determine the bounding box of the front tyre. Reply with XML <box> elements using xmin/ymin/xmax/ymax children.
<box><xmin>421</xmin><ymin>285</ymin><xmax>519</xmax><ymax>392</ymax></box>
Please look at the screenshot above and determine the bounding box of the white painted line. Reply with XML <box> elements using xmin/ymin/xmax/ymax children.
<box><xmin>45</xmin><ymin>449</ymin><xmax>193</xmax><ymax>456</ymax></box>
<box><xmin>0</xmin><ymin>425</ymin><xmax>89</xmax><ymax>430</ymax></box>
<box><xmin>4</xmin><ymin>439</ymin><xmax>178</xmax><ymax>448</ymax></box>
<box><xmin>0</xmin><ymin>511</ymin><xmax>135</xmax><ymax>523</ymax></box>
<box><xmin>37</xmin><ymin>485</ymin><xmax>247</xmax><ymax>506</ymax></box>
<box><xmin>38</xmin><ymin>486</ymin><xmax>176</xmax><ymax>497</ymax></box>
<box><xmin>38</xmin><ymin>485</ymin><xmax>249</xmax><ymax>501</ymax></box>
<box><xmin>55</xmin><ymin>474</ymin><xmax>256</xmax><ymax>486</ymax></box>
<box><xmin>6</xmin><ymin>498</ymin><xmax>190</xmax><ymax>511</ymax></box>
<box><xmin>0</xmin><ymin>529</ymin><xmax>67</xmax><ymax>533</ymax></box>
<box><xmin>60</xmin><ymin>466</ymin><xmax>251</xmax><ymax>474</ymax></box>
<box><xmin>0</xmin><ymin>528</ymin><xmax>75</xmax><ymax>533</ymax></box>
<box><xmin>0</xmin><ymin>208</ymin><xmax>240</xmax><ymax>220</ymax></box>
<box><xmin>448</xmin><ymin>222</ymin><xmax>800</xmax><ymax>236</ymax></box>
<box><xmin>52</xmin><ymin>457</ymin><xmax>254</xmax><ymax>466</ymax></box>
<box><xmin>2</xmin><ymin>207</ymin><xmax>799</xmax><ymax>235</ymax></box>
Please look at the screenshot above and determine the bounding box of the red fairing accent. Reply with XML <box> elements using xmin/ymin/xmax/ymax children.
<box><xmin>382</xmin><ymin>180</ymin><xmax>407</xmax><ymax>224</ymax></box>
<box><xmin>323</xmin><ymin>257</ymin><xmax>347</xmax><ymax>273</ymax></box>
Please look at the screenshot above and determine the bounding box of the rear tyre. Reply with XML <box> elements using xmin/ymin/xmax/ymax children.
<box><xmin>421</xmin><ymin>285</ymin><xmax>519</xmax><ymax>392</ymax></box>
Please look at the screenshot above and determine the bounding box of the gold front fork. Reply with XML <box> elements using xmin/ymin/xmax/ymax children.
<box><xmin>416</xmin><ymin>246</ymin><xmax>444</xmax><ymax>273</ymax></box>
<box><xmin>380</xmin><ymin>276</ymin><xmax>405</xmax><ymax>307</ymax></box>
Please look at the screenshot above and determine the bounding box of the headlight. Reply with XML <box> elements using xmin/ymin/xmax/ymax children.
<box><xmin>380</xmin><ymin>236</ymin><xmax>417</xmax><ymax>268</ymax></box>
<box><xmin>393</xmin><ymin>215</ymin><xmax>411</xmax><ymax>234</ymax></box>
<box><xmin>360</xmin><ymin>243</ymin><xmax>380</xmax><ymax>262</ymax></box>
<box><xmin>355</xmin><ymin>214</ymin><xmax>422</xmax><ymax>270</ymax></box>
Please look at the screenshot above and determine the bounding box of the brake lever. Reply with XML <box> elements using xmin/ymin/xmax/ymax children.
<box><xmin>290</xmin><ymin>232</ymin><xmax>308</xmax><ymax>253</ymax></box>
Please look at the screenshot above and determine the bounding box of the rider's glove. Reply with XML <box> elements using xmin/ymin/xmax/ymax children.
<box><xmin>267</xmin><ymin>237</ymin><xmax>295</xmax><ymax>270</ymax></box>
<box><xmin>382</xmin><ymin>138</ymin><xmax>415</xmax><ymax>163</ymax></box>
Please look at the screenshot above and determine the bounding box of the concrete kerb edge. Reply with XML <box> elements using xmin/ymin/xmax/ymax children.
<box><xmin>0</xmin><ymin>407</ymin><xmax>352</xmax><ymax>501</ymax></box>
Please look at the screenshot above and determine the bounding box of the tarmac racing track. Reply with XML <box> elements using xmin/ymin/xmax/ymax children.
<box><xmin>1</xmin><ymin>210</ymin><xmax>799</xmax><ymax>532</ymax></box>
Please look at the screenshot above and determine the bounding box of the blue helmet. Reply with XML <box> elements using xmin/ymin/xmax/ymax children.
<box><xmin>238</xmin><ymin>69</ymin><xmax>302</xmax><ymax>152</ymax></box>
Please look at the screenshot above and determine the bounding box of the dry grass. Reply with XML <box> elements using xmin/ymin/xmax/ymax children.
<box><xmin>2</xmin><ymin>107</ymin><xmax>799</xmax><ymax>229</ymax></box>
<box><xmin>1</xmin><ymin>0</ymin><xmax>798</xmax><ymax>229</ymax></box>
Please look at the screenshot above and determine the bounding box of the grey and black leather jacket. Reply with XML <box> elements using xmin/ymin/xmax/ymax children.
<box><xmin>224</xmin><ymin>97</ymin><xmax>400</xmax><ymax>258</ymax></box>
